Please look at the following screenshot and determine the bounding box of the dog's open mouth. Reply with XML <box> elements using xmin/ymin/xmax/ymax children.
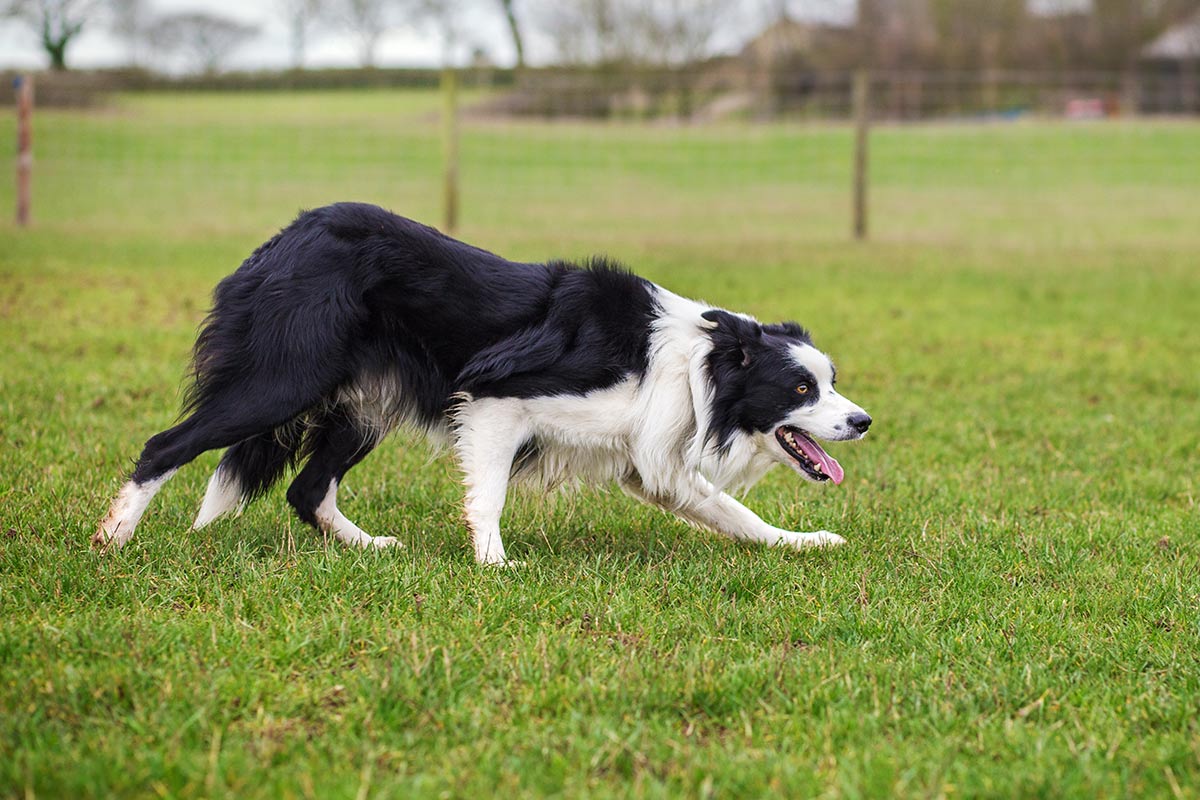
<box><xmin>776</xmin><ymin>427</ymin><xmax>845</xmax><ymax>485</ymax></box>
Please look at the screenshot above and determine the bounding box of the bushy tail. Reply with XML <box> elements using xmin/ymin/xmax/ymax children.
<box><xmin>184</xmin><ymin>228</ymin><xmax>316</xmax><ymax>506</ymax></box>
<box><xmin>217</xmin><ymin>417</ymin><xmax>307</xmax><ymax>503</ymax></box>
<box><xmin>182</xmin><ymin>231</ymin><xmax>286</xmax><ymax>419</ymax></box>
<box><xmin>192</xmin><ymin>419</ymin><xmax>308</xmax><ymax>530</ymax></box>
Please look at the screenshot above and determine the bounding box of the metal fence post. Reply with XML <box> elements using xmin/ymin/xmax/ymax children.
<box><xmin>15</xmin><ymin>75</ymin><xmax>33</xmax><ymax>227</ymax></box>
<box><xmin>852</xmin><ymin>69</ymin><xmax>870</xmax><ymax>241</ymax></box>
<box><xmin>441</xmin><ymin>67</ymin><xmax>460</xmax><ymax>234</ymax></box>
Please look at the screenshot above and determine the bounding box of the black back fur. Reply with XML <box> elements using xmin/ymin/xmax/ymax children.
<box><xmin>135</xmin><ymin>203</ymin><xmax>658</xmax><ymax>504</ymax></box>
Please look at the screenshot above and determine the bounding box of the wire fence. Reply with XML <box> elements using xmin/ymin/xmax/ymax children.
<box><xmin>3</xmin><ymin>68</ymin><xmax>1199</xmax><ymax>252</ymax></box>
<box><xmin>501</xmin><ymin>68</ymin><xmax>1198</xmax><ymax>120</ymax></box>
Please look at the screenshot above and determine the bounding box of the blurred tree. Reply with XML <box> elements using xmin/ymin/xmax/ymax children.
<box><xmin>532</xmin><ymin>0</ymin><xmax>730</xmax><ymax>66</ymax></box>
<box><xmin>857</xmin><ymin>0</ymin><xmax>937</xmax><ymax>68</ymax></box>
<box><xmin>147</xmin><ymin>11</ymin><xmax>259</xmax><ymax>74</ymax></box>
<box><xmin>108</xmin><ymin>0</ymin><xmax>149</xmax><ymax>67</ymax></box>
<box><xmin>412</xmin><ymin>0</ymin><xmax>515</xmax><ymax>68</ymax></box>
<box><xmin>1090</xmin><ymin>0</ymin><xmax>1200</xmax><ymax>70</ymax></box>
<box><xmin>497</xmin><ymin>0</ymin><xmax>524</xmax><ymax>68</ymax></box>
<box><xmin>3</xmin><ymin>0</ymin><xmax>101</xmax><ymax>70</ymax></box>
<box><xmin>533</xmin><ymin>0</ymin><xmax>630</xmax><ymax>66</ymax></box>
<box><xmin>1024</xmin><ymin>0</ymin><xmax>1095</xmax><ymax>71</ymax></box>
<box><xmin>278</xmin><ymin>0</ymin><xmax>326</xmax><ymax>69</ymax></box>
<box><xmin>336</xmin><ymin>0</ymin><xmax>399</xmax><ymax>67</ymax></box>
<box><xmin>926</xmin><ymin>0</ymin><xmax>1026</xmax><ymax>70</ymax></box>
<box><xmin>630</xmin><ymin>0</ymin><xmax>732</xmax><ymax>66</ymax></box>
<box><xmin>414</xmin><ymin>0</ymin><xmax>462</xmax><ymax>64</ymax></box>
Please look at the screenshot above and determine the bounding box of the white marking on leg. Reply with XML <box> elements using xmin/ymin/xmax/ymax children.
<box><xmin>93</xmin><ymin>469</ymin><xmax>178</xmax><ymax>550</ymax></box>
<box><xmin>685</xmin><ymin>490</ymin><xmax>845</xmax><ymax>549</ymax></box>
<box><xmin>192</xmin><ymin>468</ymin><xmax>243</xmax><ymax>529</ymax></box>
<box><xmin>464</xmin><ymin>468</ymin><xmax>511</xmax><ymax>565</ymax></box>
<box><xmin>314</xmin><ymin>479</ymin><xmax>399</xmax><ymax>550</ymax></box>
<box><xmin>453</xmin><ymin>399</ymin><xmax>531</xmax><ymax>566</ymax></box>
<box><xmin>626</xmin><ymin>472</ymin><xmax>846</xmax><ymax>550</ymax></box>
<box><xmin>773</xmin><ymin>530</ymin><xmax>847</xmax><ymax>549</ymax></box>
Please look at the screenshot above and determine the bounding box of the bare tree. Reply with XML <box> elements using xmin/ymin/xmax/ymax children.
<box><xmin>532</xmin><ymin>0</ymin><xmax>636</xmax><ymax>65</ymax></box>
<box><xmin>413</xmin><ymin>0</ymin><xmax>460</xmax><ymax>64</ymax></box>
<box><xmin>148</xmin><ymin>11</ymin><xmax>259</xmax><ymax>74</ymax></box>
<box><xmin>4</xmin><ymin>0</ymin><xmax>101</xmax><ymax>70</ymax></box>
<box><xmin>1090</xmin><ymin>0</ymin><xmax>1200</xmax><ymax>70</ymax></box>
<box><xmin>278</xmin><ymin>0</ymin><xmax>325</xmax><ymax>68</ymax></box>
<box><xmin>924</xmin><ymin>0</ymin><xmax>1026</xmax><ymax>70</ymax></box>
<box><xmin>856</xmin><ymin>0</ymin><xmax>941</xmax><ymax>69</ymax></box>
<box><xmin>337</xmin><ymin>0</ymin><xmax>397</xmax><ymax>67</ymax></box>
<box><xmin>532</xmin><ymin>0</ymin><xmax>729</xmax><ymax>66</ymax></box>
<box><xmin>108</xmin><ymin>0</ymin><xmax>150</xmax><ymax>67</ymax></box>
<box><xmin>411</xmin><ymin>0</ymin><xmax>503</xmax><ymax>67</ymax></box>
<box><xmin>627</xmin><ymin>0</ymin><xmax>731</xmax><ymax>66</ymax></box>
<box><xmin>497</xmin><ymin>0</ymin><xmax>524</xmax><ymax>68</ymax></box>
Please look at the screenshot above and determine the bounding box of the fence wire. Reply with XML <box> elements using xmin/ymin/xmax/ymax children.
<box><xmin>1</xmin><ymin>70</ymin><xmax>1198</xmax><ymax>253</ymax></box>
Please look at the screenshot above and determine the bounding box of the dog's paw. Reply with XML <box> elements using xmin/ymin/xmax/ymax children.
<box><xmin>368</xmin><ymin>536</ymin><xmax>402</xmax><ymax>549</ymax></box>
<box><xmin>91</xmin><ymin>527</ymin><xmax>111</xmax><ymax>551</ymax></box>
<box><xmin>778</xmin><ymin>530</ymin><xmax>846</xmax><ymax>550</ymax></box>
<box><xmin>479</xmin><ymin>558</ymin><xmax>525</xmax><ymax>568</ymax></box>
<box><xmin>91</xmin><ymin>521</ymin><xmax>124</xmax><ymax>552</ymax></box>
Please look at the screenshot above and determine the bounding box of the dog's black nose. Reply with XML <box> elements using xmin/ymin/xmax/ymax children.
<box><xmin>847</xmin><ymin>412</ymin><xmax>872</xmax><ymax>434</ymax></box>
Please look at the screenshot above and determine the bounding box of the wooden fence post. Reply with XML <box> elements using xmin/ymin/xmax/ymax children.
<box><xmin>441</xmin><ymin>66</ymin><xmax>460</xmax><ymax>234</ymax></box>
<box><xmin>15</xmin><ymin>75</ymin><xmax>33</xmax><ymax>227</ymax></box>
<box><xmin>852</xmin><ymin>69</ymin><xmax>870</xmax><ymax>242</ymax></box>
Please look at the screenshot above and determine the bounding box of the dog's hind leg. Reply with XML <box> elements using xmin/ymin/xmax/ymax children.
<box><xmin>285</xmin><ymin>410</ymin><xmax>396</xmax><ymax>549</ymax></box>
<box><xmin>192</xmin><ymin>468</ymin><xmax>244</xmax><ymax>530</ymax></box>
<box><xmin>193</xmin><ymin>428</ymin><xmax>302</xmax><ymax>529</ymax></box>
<box><xmin>94</xmin><ymin>468</ymin><xmax>181</xmax><ymax>551</ymax></box>
<box><xmin>95</xmin><ymin>390</ymin><xmax>323</xmax><ymax>550</ymax></box>
<box><xmin>452</xmin><ymin>399</ymin><xmax>532</xmax><ymax>566</ymax></box>
<box><xmin>94</xmin><ymin>414</ymin><xmax>221</xmax><ymax>550</ymax></box>
<box><xmin>94</xmin><ymin>416</ymin><xmax>213</xmax><ymax>550</ymax></box>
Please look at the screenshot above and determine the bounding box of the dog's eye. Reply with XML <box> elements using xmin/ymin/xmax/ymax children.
<box><xmin>796</xmin><ymin>384</ymin><xmax>809</xmax><ymax>395</ymax></box>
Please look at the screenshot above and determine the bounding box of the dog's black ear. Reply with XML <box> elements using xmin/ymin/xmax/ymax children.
<box><xmin>762</xmin><ymin>320</ymin><xmax>812</xmax><ymax>345</ymax></box>
<box><xmin>701</xmin><ymin>309</ymin><xmax>762</xmax><ymax>367</ymax></box>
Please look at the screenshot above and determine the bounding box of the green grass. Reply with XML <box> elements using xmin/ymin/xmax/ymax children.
<box><xmin>1</xmin><ymin>90</ymin><xmax>1199</xmax><ymax>798</ymax></box>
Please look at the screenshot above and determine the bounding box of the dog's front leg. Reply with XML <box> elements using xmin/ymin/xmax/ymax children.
<box><xmin>685</xmin><ymin>490</ymin><xmax>845</xmax><ymax>549</ymax></box>
<box><xmin>454</xmin><ymin>399</ymin><xmax>531</xmax><ymax>566</ymax></box>
<box><xmin>624</xmin><ymin>474</ymin><xmax>844</xmax><ymax>550</ymax></box>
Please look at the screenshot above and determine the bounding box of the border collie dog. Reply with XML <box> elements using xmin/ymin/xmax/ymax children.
<box><xmin>96</xmin><ymin>203</ymin><xmax>871</xmax><ymax>564</ymax></box>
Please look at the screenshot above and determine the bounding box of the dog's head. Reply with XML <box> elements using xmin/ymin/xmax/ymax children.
<box><xmin>702</xmin><ymin>309</ymin><xmax>871</xmax><ymax>485</ymax></box>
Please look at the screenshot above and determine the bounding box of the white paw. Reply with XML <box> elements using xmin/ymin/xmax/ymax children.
<box><xmin>778</xmin><ymin>530</ymin><xmax>846</xmax><ymax>550</ymax></box>
<box><xmin>91</xmin><ymin>525</ymin><xmax>115</xmax><ymax>550</ymax></box>
<box><xmin>368</xmin><ymin>536</ymin><xmax>402</xmax><ymax>549</ymax></box>
<box><xmin>92</xmin><ymin>520</ymin><xmax>127</xmax><ymax>551</ymax></box>
<box><xmin>813</xmin><ymin>530</ymin><xmax>847</xmax><ymax>547</ymax></box>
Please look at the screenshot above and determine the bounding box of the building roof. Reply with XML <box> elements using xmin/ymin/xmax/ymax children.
<box><xmin>740</xmin><ymin>17</ymin><xmax>819</xmax><ymax>62</ymax></box>
<box><xmin>1142</xmin><ymin>10</ymin><xmax>1200</xmax><ymax>60</ymax></box>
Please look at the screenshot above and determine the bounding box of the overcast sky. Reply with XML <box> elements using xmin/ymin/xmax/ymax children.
<box><xmin>0</xmin><ymin>0</ymin><xmax>504</xmax><ymax>71</ymax></box>
<box><xmin>0</xmin><ymin>0</ymin><xmax>868</xmax><ymax>72</ymax></box>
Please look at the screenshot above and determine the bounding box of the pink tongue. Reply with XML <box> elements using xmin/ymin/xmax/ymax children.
<box><xmin>794</xmin><ymin>434</ymin><xmax>845</xmax><ymax>485</ymax></box>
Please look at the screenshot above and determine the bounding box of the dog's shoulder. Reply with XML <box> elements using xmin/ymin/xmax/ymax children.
<box><xmin>457</xmin><ymin>257</ymin><xmax>661</xmax><ymax>399</ymax></box>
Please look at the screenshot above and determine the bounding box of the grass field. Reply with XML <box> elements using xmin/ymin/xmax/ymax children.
<box><xmin>2</xmin><ymin>91</ymin><xmax>1199</xmax><ymax>798</ymax></box>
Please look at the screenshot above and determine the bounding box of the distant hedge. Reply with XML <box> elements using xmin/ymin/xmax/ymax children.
<box><xmin>0</xmin><ymin>67</ymin><xmax>515</xmax><ymax>107</ymax></box>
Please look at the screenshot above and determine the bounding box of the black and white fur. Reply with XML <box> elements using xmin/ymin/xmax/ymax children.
<box><xmin>95</xmin><ymin>203</ymin><xmax>872</xmax><ymax>564</ymax></box>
